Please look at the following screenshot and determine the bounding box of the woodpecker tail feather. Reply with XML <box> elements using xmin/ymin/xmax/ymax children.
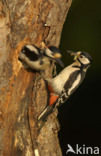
<box><xmin>38</xmin><ymin>105</ymin><xmax>54</xmax><ymax>122</ymax></box>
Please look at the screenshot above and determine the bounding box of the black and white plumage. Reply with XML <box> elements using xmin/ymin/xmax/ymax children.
<box><xmin>38</xmin><ymin>51</ymin><xmax>92</xmax><ymax>121</ymax></box>
<box><xmin>19</xmin><ymin>44</ymin><xmax>64</xmax><ymax>71</ymax></box>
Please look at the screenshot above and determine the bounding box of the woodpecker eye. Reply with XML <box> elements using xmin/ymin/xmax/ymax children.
<box><xmin>80</xmin><ymin>55</ymin><xmax>84</xmax><ymax>58</ymax></box>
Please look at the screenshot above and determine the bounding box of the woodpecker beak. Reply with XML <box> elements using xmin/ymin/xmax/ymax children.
<box><xmin>53</xmin><ymin>53</ymin><xmax>64</xmax><ymax>67</ymax></box>
<box><xmin>55</xmin><ymin>58</ymin><xmax>64</xmax><ymax>67</ymax></box>
<box><xmin>67</xmin><ymin>50</ymin><xmax>81</xmax><ymax>61</ymax></box>
<box><xmin>53</xmin><ymin>53</ymin><xmax>61</xmax><ymax>58</ymax></box>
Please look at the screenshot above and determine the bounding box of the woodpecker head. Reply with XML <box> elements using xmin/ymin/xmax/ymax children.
<box><xmin>67</xmin><ymin>50</ymin><xmax>92</xmax><ymax>67</ymax></box>
<box><xmin>44</xmin><ymin>46</ymin><xmax>64</xmax><ymax>67</ymax></box>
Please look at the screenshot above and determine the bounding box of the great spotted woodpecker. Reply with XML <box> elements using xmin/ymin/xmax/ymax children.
<box><xmin>38</xmin><ymin>51</ymin><xmax>92</xmax><ymax>121</ymax></box>
<box><xmin>19</xmin><ymin>44</ymin><xmax>64</xmax><ymax>71</ymax></box>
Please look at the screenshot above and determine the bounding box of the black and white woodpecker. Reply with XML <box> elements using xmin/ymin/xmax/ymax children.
<box><xmin>38</xmin><ymin>51</ymin><xmax>92</xmax><ymax>121</ymax></box>
<box><xmin>19</xmin><ymin>44</ymin><xmax>64</xmax><ymax>71</ymax></box>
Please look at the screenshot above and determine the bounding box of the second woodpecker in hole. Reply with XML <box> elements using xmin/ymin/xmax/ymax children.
<box><xmin>19</xmin><ymin>44</ymin><xmax>64</xmax><ymax>71</ymax></box>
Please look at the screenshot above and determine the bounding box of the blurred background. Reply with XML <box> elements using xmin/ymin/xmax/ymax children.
<box><xmin>58</xmin><ymin>0</ymin><xmax>101</xmax><ymax>155</ymax></box>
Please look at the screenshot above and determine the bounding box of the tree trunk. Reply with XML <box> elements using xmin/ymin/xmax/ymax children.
<box><xmin>0</xmin><ymin>0</ymin><xmax>72</xmax><ymax>155</ymax></box>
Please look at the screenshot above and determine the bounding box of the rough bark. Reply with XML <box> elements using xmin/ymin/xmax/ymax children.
<box><xmin>0</xmin><ymin>0</ymin><xmax>72</xmax><ymax>156</ymax></box>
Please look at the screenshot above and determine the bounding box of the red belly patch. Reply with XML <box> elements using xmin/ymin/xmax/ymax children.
<box><xmin>49</xmin><ymin>93</ymin><xmax>59</xmax><ymax>106</ymax></box>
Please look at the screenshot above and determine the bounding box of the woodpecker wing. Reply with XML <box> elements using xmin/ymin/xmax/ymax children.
<box><xmin>54</xmin><ymin>70</ymin><xmax>83</xmax><ymax>108</ymax></box>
